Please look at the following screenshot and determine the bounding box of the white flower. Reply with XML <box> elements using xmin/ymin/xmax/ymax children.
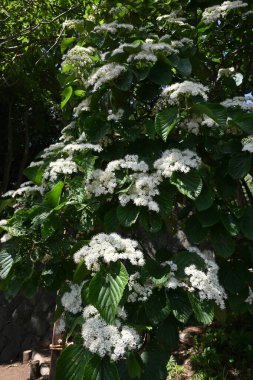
<box><xmin>63</xmin><ymin>143</ymin><xmax>102</xmax><ymax>153</ymax></box>
<box><xmin>162</xmin><ymin>81</ymin><xmax>209</xmax><ymax>104</ymax></box>
<box><xmin>62</xmin><ymin>19</ymin><xmax>84</xmax><ymax>30</ymax></box>
<box><xmin>0</xmin><ymin>233</ymin><xmax>12</xmax><ymax>243</ymax></box>
<box><xmin>61</xmin><ymin>283</ymin><xmax>83</xmax><ymax>314</ymax></box>
<box><xmin>0</xmin><ymin>220</ymin><xmax>8</xmax><ymax>227</ymax></box>
<box><xmin>221</xmin><ymin>96</ymin><xmax>253</xmax><ymax>111</ymax></box>
<box><xmin>119</xmin><ymin>173</ymin><xmax>161</xmax><ymax>212</ymax></box>
<box><xmin>107</xmin><ymin>109</ymin><xmax>124</xmax><ymax>121</ymax></box>
<box><xmin>246</xmin><ymin>287</ymin><xmax>253</xmax><ymax>304</ymax></box>
<box><xmin>128</xmin><ymin>272</ymin><xmax>154</xmax><ymax>302</ymax></box>
<box><xmin>74</xmin><ymin>233</ymin><xmax>145</xmax><ymax>271</ymax></box>
<box><xmin>127</xmin><ymin>42</ymin><xmax>178</xmax><ymax>64</ymax></box>
<box><xmin>202</xmin><ymin>1</ymin><xmax>248</xmax><ymax>24</ymax></box>
<box><xmin>241</xmin><ymin>136</ymin><xmax>253</xmax><ymax>153</ymax></box>
<box><xmin>94</xmin><ymin>22</ymin><xmax>134</xmax><ymax>34</ymax></box>
<box><xmin>157</xmin><ymin>12</ymin><xmax>194</xmax><ymax>28</ymax></box>
<box><xmin>154</xmin><ymin>148</ymin><xmax>201</xmax><ymax>178</ymax></box>
<box><xmin>87</xmin><ymin>63</ymin><xmax>127</xmax><ymax>91</ymax></box>
<box><xmin>62</xmin><ymin>46</ymin><xmax>94</xmax><ymax>69</ymax></box>
<box><xmin>86</xmin><ymin>169</ymin><xmax>117</xmax><ymax>197</ymax></box>
<box><xmin>55</xmin><ymin>317</ymin><xmax>66</xmax><ymax>334</ymax></box>
<box><xmin>81</xmin><ymin>306</ymin><xmax>140</xmax><ymax>361</ymax></box>
<box><xmin>43</xmin><ymin>157</ymin><xmax>78</xmax><ymax>181</ymax></box>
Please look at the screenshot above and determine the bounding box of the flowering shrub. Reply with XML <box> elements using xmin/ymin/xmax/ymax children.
<box><xmin>1</xmin><ymin>0</ymin><xmax>253</xmax><ymax>379</ymax></box>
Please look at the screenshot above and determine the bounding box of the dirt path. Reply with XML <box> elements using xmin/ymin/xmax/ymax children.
<box><xmin>0</xmin><ymin>362</ymin><xmax>30</xmax><ymax>380</ymax></box>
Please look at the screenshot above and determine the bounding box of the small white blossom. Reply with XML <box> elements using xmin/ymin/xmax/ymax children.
<box><xmin>154</xmin><ymin>148</ymin><xmax>201</xmax><ymax>178</ymax></box>
<box><xmin>44</xmin><ymin>158</ymin><xmax>78</xmax><ymax>181</ymax></box>
<box><xmin>162</xmin><ymin>81</ymin><xmax>209</xmax><ymax>104</ymax></box>
<box><xmin>0</xmin><ymin>233</ymin><xmax>12</xmax><ymax>243</ymax></box>
<box><xmin>0</xmin><ymin>220</ymin><xmax>8</xmax><ymax>227</ymax></box>
<box><xmin>81</xmin><ymin>306</ymin><xmax>140</xmax><ymax>361</ymax></box>
<box><xmin>62</xmin><ymin>19</ymin><xmax>84</xmax><ymax>30</ymax></box>
<box><xmin>87</xmin><ymin>63</ymin><xmax>127</xmax><ymax>91</ymax></box>
<box><xmin>241</xmin><ymin>136</ymin><xmax>253</xmax><ymax>153</ymax></box>
<box><xmin>128</xmin><ymin>272</ymin><xmax>154</xmax><ymax>302</ymax></box>
<box><xmin>221</xmin><ymin>96</ymin><xmax>253</xmax><ymax>111</ymax></box>
<box><xmin>94</xmin><ymin>22</ymin><xmax>134</xmax><ymax>34</ymax></box>
<box><xmin>55</xmin><ymin>317</ymin><xmax>66</xmax><ymax>334</ymax></box>
<box><xmin>74</xmin><ymin>99</ymin><xmax>91</xmax><ymax>116</ymax></box>
<box><xmin>74</xmin><ymin>233</ymin><xmax>145</xmax><ymax>271</ymax></box>
<box><xmin>62</xmin><ymin>45</ymin><xmax>94</xmax><ymax>69</ymax></box>
<box><xmin>61</xmin><ymin>283</ymin><xmax>83</xmax><ymax>314</ymax></box>
<box><xmin>86</xmin><ymin>169</ymin><xmax>117</xmax><ymax>197</ymax></box>
<box><xmin>246</xmin><ymin>287</ymin><xmax>253</xmax><ymax>304</ymax></box>
<box><xmin>202</xmin><ymin>1</ymin><xmax>248</xmax><ymax>24</ymax></box>
<box><xmin>63</xmin><ymin>143</ymin><xmax>102</xmax><ymax>153</ymax></box>
<box><xmin>107</xmin><ymin>109</ymin><xmax>124</xmax><ymax>121</ymax></box>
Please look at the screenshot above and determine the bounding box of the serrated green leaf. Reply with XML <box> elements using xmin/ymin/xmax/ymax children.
<box><xmin>195</xmin><ymin>185</ymin><xmax>215</xmax><ymax>211</ymax></box>
<box><xmin>55</xmin><ymin>344</ymin><xmax>90</xmax><ymax>380</ymax></box>
<box><xmin>84</xmin><ymin>356</ymin><xmax>120</xmax><ymax>380</ymax></box>
<box><xmin>185</xmin><ymin>215</ymin><xmax>209</xmax><ymax>244</ymax></box>
<box><xmin>240</xmin><ymin>207</ymin><xmax>253</xmax><ymax>240</ymax></box>
<box><xmin>170</xmin><ymin>289</ymin><xmax>192</xmax><ymax>323</ymax></box>
<box><xmin>170</xmin><ymin>170</ymin><xmax>202</xmax><ymax>199</ymax></box>
<box><xmin>145</xmin><ymin>290</ymin><xmax>170</xmax><ymax>324</ymax></box>
<box><xmin>192</xmin><ymin>103</ymin><xmax>227</xmax><ymax>127</ymax></box>
<box><xmin>89</xmin><ymin>262</ymin><xmax>128</xmax><ymax>323</ymax></box>
<box><xmin>197</xmin><ymin>205</ymin><xmax>219</xmax><ymax>227</ymax></box>
<box><xmin>232</xmin><ymin>112</ymin><xmax>253</xmax><ymax>134</ymax></box>
<box><xmin>188</xmin><ymin>293</ymin><xmax>214</xmax><ymax>324</ymax></box>
<box><xmin>210</xmin><ymin>225</ymin><xmax>235</xmax><ymax>257</ymax></box>
<box><xmin>155</xmin><ymin>107</ymin><xmax>178</xmax><ymax>141</ymax></box>
<box><xmin>104</xmin><ymin>208</ymin><xmax>119</xmax><ymax>232</ymax></box>
<box><xmin>228</xmin><ymin>154</ymin><xmax>251</xmax><ymax>179</ymax></box>
<box><xmin>117</xmin><ymin>205</ymin><xmax>140</xmax><ymax>227</ymax></box>
<box><xmin>0</xmin><ymin>249</ymin><xmax>13</xmax><ymax>279</ymax></box>
<box><xmin>127</xmin><ymin>353</ymin><xmax>142</xmax><ymax>379</ymax></box>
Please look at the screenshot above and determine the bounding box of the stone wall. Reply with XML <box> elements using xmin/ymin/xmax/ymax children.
<box><xmin>0</xmin><ymin>291</ymin><xmax>55</xmax><ymax>363</ymax></box>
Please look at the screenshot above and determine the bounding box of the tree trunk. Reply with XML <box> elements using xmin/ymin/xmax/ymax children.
<box><xmin>16</xmin><ymin>110</ymin><xmax>30</xmax><ymax>186</ymax></box>
<box><xmin>1</xmin><ymin>101</ymin><xmax>13</xmax><ymax>194</ymax></box>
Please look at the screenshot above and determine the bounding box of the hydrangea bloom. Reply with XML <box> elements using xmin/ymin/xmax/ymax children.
<box><xmin>61</xmin><ymin>283</ymin><xmax>83</xmax><ymax>314</ymax></box>
<box><xmin>87</xmin><ymin>63</ymin><xmax>127</xmax><ymax>91</ymax></box>
<box><xmin>162</xmin><ymin>81</ymin><xmax>209</xmax><ymax>104</ymax></box>
<box><xmin>202</xmin><ymin>1</ymin><xmax>247</xmax><ymax>24</ymax></box>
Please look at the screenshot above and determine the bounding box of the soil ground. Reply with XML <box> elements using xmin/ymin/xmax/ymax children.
<box><xmin>0</xmin><ymin>362</ymin><xmax>30</xmax><ymax>380</ymax></box>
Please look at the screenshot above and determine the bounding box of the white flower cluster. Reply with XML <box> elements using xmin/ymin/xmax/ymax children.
<box><xmin>185</xmin><ymin>247</ymin><xmax>227</xmax><ymax>309</ymax></box>
<box><xmin>43</xmin><ymin>157</ymin><xmax>78</xmax><ymax>181</ymax></box>
<box><xmin>241</xmin><ymin>136</ymin><xmax>253</xmax><ymax>153</ymax></box>
<box><xmin>81</xmin><ymin>306</ymin><xmax>140</xmax><ymax>361</ymax></box>
<box><xmin>86</xmin><ymin>169</ymin><xmax>117</xmax><ymax>196</ymax></box>
<box><xmin>107</xmin><ymin>109</ymin><xmax>124</xmax><ymax>121</ymax></box>
<box><xmin>246</xmin><ymin>287</ymin><xmax>253</xmax><ymax>304</ymax></box>
<box><xmin>127</xmin><ymin>42</ymin><xmax>178</xmax><ymax>64</ymax></box>
<box><xmin>87</xmin><ymin>63</ymin><xmax>127</xmax><ymax>91</ymax></box>
<box><xmin>62</xmin><ymin>46</ymin><xmax>94</xmax><ymax>69</ymax></box>
<box><xmin>63</xmin><ymin>142</ymin><xmax>102</xmax><ymax>153</ymax></box>
<box><xmin>2</xmin><ymin>181</ymin><xmax>43</xmax><ymax>198</ymax></box>
<box><xmin>74</xmin><ymin>98</ymin><xmax>91</xmax><ymax>116</ymax></box>
<box><xmin>171</xmin><ymin>38</ymin><xmax>194</xmax><ymax>49</ymax></box>
<box><xmin>94</xmin><ymin>22</ymin><xmax>134</xmax><ymax>34</ymax></box>
<box><xmin>157</xmin><ymin>12</ymin><xmax>194</xmax><ymax>28</ymax></box>
<box><xmin>217</xmin><ymin>67</ymin><xmax>243</xmax><ymax>86</ymax></box>
<box><xmin>40</xmin><ymin>142</ymin><xmax>65</xmax><ymax>159</ymax></box>
<box><xmin>0</xmin><ymin>233</ymin><xmax>12</xmax><ymax>243</ymax></box>
<box><xmin>128</xmin><ymin>272</ymin><xmax>154</xmax><ymax>302</ymax></box>
<box><xmin>74</xmin><ymin>233</ymin><xmax>145</xmax><ymax>271</ymax></box>
<box><xmin>154</xmin><ymin>149</ymin><xmax>201</xmax><ymax>178</ymax></box>
<box><xmin>180</xmin><ymin>115</ymin><xmax>218</xmax><ymax>135</ymax></box>
<box><xmin>0</xmin><ymin>219</ymin><xmax>7</xmax><ymax>227</ymax></box>
<box><xmin>61</xmin><ymin>283</ymin><xmax>83</xmax><ymax>314</ymax></box>
<box><xmin>221</xmin><ymin>96</ymin><xmax>253</xmax><ymax>111</ymax></box>
<box><xmin>119</xmin><ymin>173</ymin><xmax>160</xmax><ymax>212</ymax></box>
<box><xmin>55</xmin><ymin>317</ymin><xmax>66</xmax><ymax>335</ymax></box>
<box><xmin>162</xmin><ymin>81</ymin><xmax>209</xmax><ymax>104</ymax></box>
<box><xmin>202</xmin><ymin>1</ymin><xmax>248</xmax><ymax>24</ymax></box>
<box><xmin>62</xmin><ymin>19</ymin><xmax>84</xmax><ymax>30</ymax></box>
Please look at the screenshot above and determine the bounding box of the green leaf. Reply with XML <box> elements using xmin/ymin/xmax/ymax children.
<box><xmin>197</xmin><ymin>205</ymin><xmax>219</xmax><ymax>227</ymax></box>
<box><xmin>210</xmin><ymin>225</ymin><xmax>235</xmax><ymax>257</ymax></box>
<box><xmin>84</xmin><ymin>356</ymin><xmax>120</xmax><ymax>380</ymax></box>
<box><xmin>114</xmin><ymin>70</ymin><xmax>133</xmax><ymax>91</ymax></box>
<box><xmin>0</xmin><ymin>249</ymin><xmax>13</xmax><ymax>279</ymax></box>
<box><xmin>140</xmin><ymin>344</ymin><xmax>169</xmax><ymax>380</ymax></box>
<box><xmin>145</xmin><ymin>290</ymin><xmax>170</xmax><ymax>324</ymax></box>
<box><xmin>158</xmin><ymin>184</ymin><xmax>177</xmax><ymax>216</ymax></box>
<box><xmin>155</xmin><ymin>107</ymin><xmax>178</xmax><ymax>141</ymax></box>
<box><xmin>228</xmin><ymin>154</ymin><xmax>251</xmax><ymax>179</ymax></box>
<box><xmin>219</xmin><ymin>262</ymin><xmax>248</xmax><ymax>294</ymax></box>
<box><xmin>73</xmin><ymin>261</ymin><xmax>90</xmax><ymax>284</ymax></box>
<box><xmin>89</xmin><ymin>262</ymin><xmax>129</xmax><ymax>323</ymax></box>
<box><xmin>192</xmin><ymin>103</ymin><xmax>227</xmax><ymax>127</ymax></box>
<box><xmin>170</xmin><ymin>289</ymin><xmax>192</xmax><ymax>323</ymax></box>
<box><xmin>188</xmin><ymin>294</ymin><xmax>214</xmax><ymax>324</ymax></box>
<box><xmin>117</xmin><ymin>205</ymin><xmax>140</xmax><ymax>227</ymax></box>
<box><xmin>104</xmin><ymin>208</ymin><xmax>120</xmax><ymax>232</ymax></box>
<box><xmin>55</xmin><ymin>344</ymin><xmax>90</xmax><ymax>380</ymax></box>
<box><xmin>155</xmin><ymin>317</ymin><xmax>179</xmax><ymax>351</ymax></box>
<box><xmin>149</xmin><ymin>61</ymin><xmax>172</xmax><ymax>85</ymax></box>
<box><xmin>61</xmin><ymin>86</ymin><xmax>73</xmax><ymax>108</ymax></box>
<box><xmin>185</xmin><ymin>215</ymin><xmax>209</xmax><ymax>244</ymax></box>
<box><xmin>176</xmin><ymin>58</ymin><xmax>192</xmax><ymax>76</ymax></box>
<box><xmin>232</xmin><ymin>112</ymin><xmax>253</xmax><ymax>134</ymax></box>
<box><xmin>173</xmin><ymin>250</ymin><xmax>205</xmax><ymax>277</ymax></box>
<box><xmin>61</xmin><ymin>37</ymin><xmax>76</xmax><ymax>53</ymax></box>
<box><xmin>170</xmin><ymin>170</ymin><xmax>203</xmax><ymax>199</ymax></box>
<box><xmin>23</xmin><ymin>165</ymin><xmax>43</xmax><ymax>185</ymax></box>
<box><xmin>241</xmin><ymin>207</ymin><xmax>253</xmax><ymax>240</ymax></box>
<box><xmin>127</xmin><ymin>353</ymin><xmax>142</xmax><ymax>379</ymax></box>
<box><xmin>195</xmin><ymin>185</ymin><xmax>215</xmax><ymax>211</ymax></box>
<box><xmin>44</xmin><ymin>181</ymin><xmax>64</xmax><ymax>208</ymax></box>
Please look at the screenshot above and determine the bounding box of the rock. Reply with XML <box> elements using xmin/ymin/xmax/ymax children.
<box><xmin>0</xmin><ymin>306</ymin><xmax>11</xmax><ymax>330</ymax></box>
<box><xmin>40</xmin><ymin>363</ymin><xmax>50</xmax><ymax>376</ymax></box>
<box><xmin>30</xmin><ymin>316</ymin><xmax>49</xmax><ymax>337</ymax></box>
<box><xmin>0</xmin><ymin>341</ymin><xmax>20</xmax><ymax>363</ymax></box>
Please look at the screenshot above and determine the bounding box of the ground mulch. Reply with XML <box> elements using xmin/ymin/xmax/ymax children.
<box><xmin>0</xmin><ymin>362</ymin><xmax>30</xmax><ymax>380</ymax></box>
